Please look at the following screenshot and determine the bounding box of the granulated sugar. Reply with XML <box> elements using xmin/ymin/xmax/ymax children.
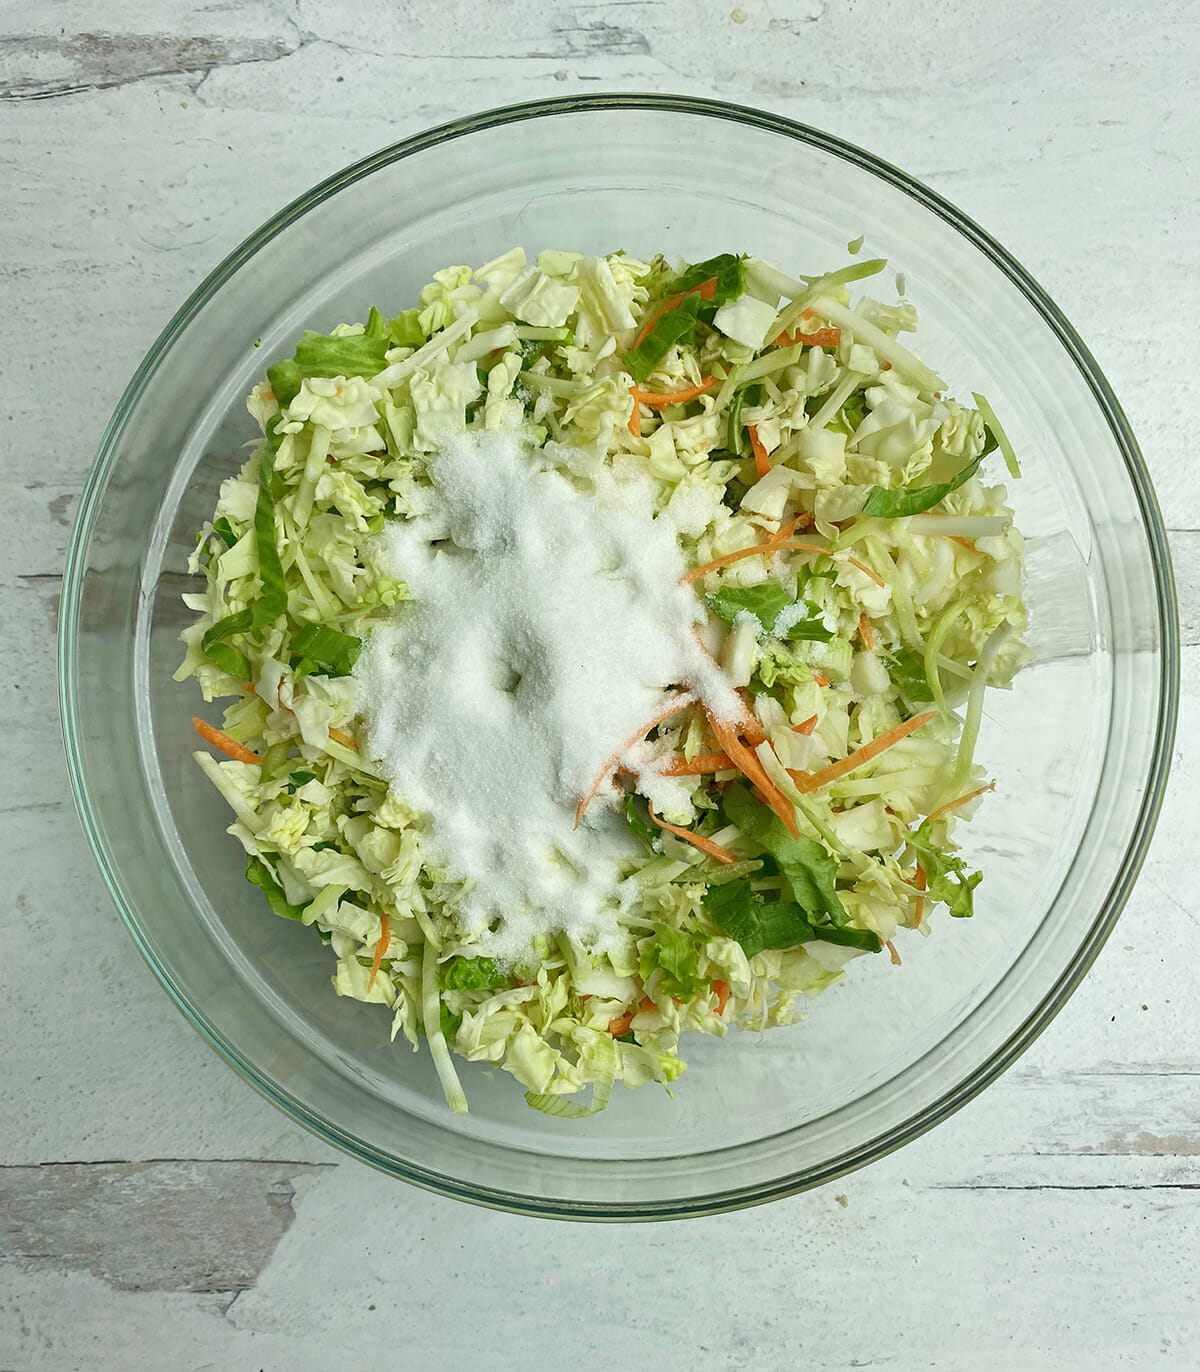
<box><xmin>354</xmin><ymin>430</ymin><xmax>739</xmax><ymax>962</ymax></box>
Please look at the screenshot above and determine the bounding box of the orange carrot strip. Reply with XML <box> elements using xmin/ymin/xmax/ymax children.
<box><xmin>748</xmin><ymin>423</ymin><xmax>771</xmax><ymax>478</ymax></box>
<box><xmin>608</xmin><ymin>1011</ymin><xmax>635</xmax><ymax>1037</ymax></box>
<box><xmin>858</xmin><ymin>611</ymin><xmax>875</xmax><ymax>651</ymax></box>
<box><xmin>913</xmin><ymin>863</ymin><xmax>927</xmax><ymax>930</ymax></box>
<box><xmin>886</xmin><ymin>939</ymin><xmax>901</xmax><ymax>966</ymax></box>
<box><xmin>367</xmin><ymin>912</ymin><xmax>391</xmax><ymax>993</ymax></box>
<box><xmin>632</xmin><ymin>277</ymin><xmax>719</xmax><ymax>346</ymax></box>
<box><xmin>658</xmin><ymin>751</ymin><xmax>736</xmax><ymax>776</ymax></box>
<box><xmin>192</xmin><ymin>717</ymin><xmax>263</xmax><ymax>765</ymax></box>
<box><xmin>812</xmin><ymin>672</ymin><xmax>830</xmax><ymax>688</ymax></box>
<box><xmin>627</xmin><ymin>387</ymin><xmax>642</xmax><ymax>437</ymax></box>
<box><xmin>575</xmin><ymin>691</ymin><xmax>696</xmax><ymax>826</ymax></box>
<box><xmin>793</xmin><ymin>714</ymin><xmax>818</xmax><ymax>736</ymax></box>
<box><xmin>712</xmin><ymin>979</ymin><xmax>730</xmax><ymax>1015</ymax></box>
<box><xmin>789</xmin><ymin>710</ymin><xmax>937</xmax><ymax>794</ymax></box>
<box><xmin>681</xmin><ymin>537</ymin><xmax>833</xmax><ymax>584</ymax></box>
<box><xmin>738</xmin><ymin>717</ymin><xmax>769</xmax><ymax>749</ymax></box>
<box><xmin>845</xmin><ymin>554</ymin><xmax>886</xmax><ymax>588</ymax></box>
<box><xmin>950</xmin><ymin>536</ymin><xmax>978</xmax><ymax>551</ymax></box>
<box><xmin>639</xmin><ymin>994</ymin><xmax>656</xmax><ymax>1013</ymax></box>
<box><xmin>631</xmin><ymin>376</ymin><xmax>718</xmax><ymax>409</ymax></box>
<box><xmin>772</xmin><ymin>326</ymin><xmax>842</xmax><ymax>349</ymax></box>
<box><xmin>925</xmin><ymin>780</ymin><xmax>996</xmax><ymax>827</ymax></box>
<box><xmin>647</xmin><ymin>802</ymin><xmax>738</xmax><ymax>865</ymax></box>
<box><xmin>706</xmin><ymin>709</ymin><xmax>800</xmax><ymax>838</ymax></box>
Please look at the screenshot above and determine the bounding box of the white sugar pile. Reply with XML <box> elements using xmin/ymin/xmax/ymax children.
<box><xmin>354</xmin><ymin>430</ymin><xmax>740</xmax><ymax>962</ymax></box>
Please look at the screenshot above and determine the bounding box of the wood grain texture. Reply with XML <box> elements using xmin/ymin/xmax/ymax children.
<box><xmin>1</xmin><ymin>0</ymin><xmax>1198</xmax><ymax>1367</ymax></box>
<box><xmin>0</xmin><ymin>1160</ymin><xmax>328</xmax><ymax>1293</ymax></box>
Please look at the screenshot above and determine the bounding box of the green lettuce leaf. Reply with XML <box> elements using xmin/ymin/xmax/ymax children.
<box><xmin>266</xmin><ymin>330</ymin><xmax>391</xmax><ymax>407</ymax></box>
<box><xmin>668</xmin><ymin>253</ymin><xmax>746</xmax><ymax>306</ymax></box>
<box><xmin>623</xmin><ymin>294</ymin><xmax>702</xmax><ymax>384</ymax></box>
<box><xmin>211</xmin><ymin>516</ymin><xmax>237</xmax><ymax>549</ymax></box>
<box><xmin>726</xmin><ymin>380</ymin><xmax>764</xmax><ymax>455</ymax></box>
<box><xmin>706</xmin><ymin>583</ymin><xmax>790</xmax><ymax>630</ymax></box>
<box><xmin>201</xmin><ymin>609</ymin><xmax>253</xmax><ymax>679</ymax></box>
<box><xmin>639</xmin><ymin>924</ymin><xmax>704</xmax><ymax>999</ymax></box>
<box><xmin>289</xmin><ymin>622</ymin><xmax>361</xmax><ymax>678</ymax></box>
<box><xmin>887</xmin><ymin>647</ymin><xmax>935</xmax><ymax>702</ymax></box>
<box><xmin>624</xmin><ymin>793</ymin><xmax>659</xmax><ymax>855</ymax></box>
<box><xmin>704</xmin><ymin>878</ymin><xmax>880</xmax><ymax>958</ymax></box>
<box><xmin>440</xmin><ymin>956</ymin><xmax>509</xmax><ymax>991</ymax></box>
<box><xmin>775</xmin><ymin>604</ymin><xmax>834</xmax><ymax>643</ymax></box>
<box><xmin>907</xmin><ymin>821</ymin><xmax>982</xmax><ymax>918</ymax></box>
<box><xmin>388</xmin><ymin>309</ymin><xmax>426</xmax><ymax>349</ymax></box>
<box><xmin>861</xmin><ymin>427</ymin><xmax>998</xmax><ymax>518</ymax></box>
<box><xmin>251</xmin><ymin>448</ymin><xmax>288</xmax><ymax>629</ymax></box>
<box><xmin>245</xmin><ymin>855</ymin><xmax>305</xmax><ymax>921</ymax></box>
<box><xmin>722</xmin><ymin>786</ymin><xmax>846</xmax><ymax>926</ymax></box>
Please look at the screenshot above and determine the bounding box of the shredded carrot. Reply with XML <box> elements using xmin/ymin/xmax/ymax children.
<box><xmin>737</xmin><ymin>714</ymin><xmax>769</xmax><ymax>748</ymax></box>
<box><xmin>659</xmin><ymin>751</ymin><xmax>735</xmax><ymax>776</ymax></box>
<box><xmin>713</xmin><ymin>979</ymin><xmax>730</xmax><ymax>1015</ymax></box>
<box><xmin>886</xmin><ymin>939</ymin><xmax>901</xmax><ymax>966</ymax></box>
<box><xmin>772</xmin><ymin>325</ymin><xmax>842</xmax><ymax>349</ymax></box>
<box><xmin>640</xmin><ymin>994</ymin><xmax>656</xmax><ymax>1013</ymax></box>
<box><xmin>800</xmin><ymin>307</ymin><xmax>816</xmax><ymax>319</ymax></box>
<box><xmin>367</xmin><ymin>912</ymin><xmax>391</xmax><ymax>993</ymax></box>
<box><xmin>793</xmin><ymin>714</ymin><xmax>818</xmax><ymax>735</ymax></box>
<box><xmin>632</xmin><ymin>276</ymin><xmax>718</xmax><ymax>347</ymax></box>
<box><xmin>812</xmin><ymin>672</ymin><xmax>830</xmax><ymax>688</ymax></box>
<box><xmin>192</xmin><ymin>717</ymin><xmax>263</xmax><ymax>766</ymax></box>
<box><xmin>706</xmin><ymin>709</ymin><xmax>799</xmax><ymax>838</ymax></box>
<box><xmin>608</xmin><ymin>1011</ymin><xmax>635</xmax><ymax>1037</ymax></box>
<box><xmin>648</xmin><ymin>801</ymin><xmax>739</xmax><ymax>865</ymax></box>
<box><xmin>925</xmin><ymin>780</ymin><xmax>996</xmax><ymax>827</ymax></box>
<box><xmin>950</xmin><ymin>536</ymin><xmax>978</xmax><ymax>551</ymax></box>
<box><xmin>789</xmin><ymin>709</ymin><xmax>937</xmax><ymax>794</ymax></box>
<box><xmin>845</xmin><ymin>553</ymin><xmax>886</xmax><ymax>588</ymax></box>
<box><xmin>630</xmin><ymin>376</ymin><xmax>718</xmax><ymax>409</ymax></box>
<box><xmin>575</xmin><ymin>691</ymin><xmax>696</xmax><ymax>826</ymax></box>
<box><xmin>913</xmin><ymin>863</ymin><xmax>927</xmax><ymax>930</ymax></box>
<box><xmin>748</xmin><ymin>423</ymin><xmax>771</xmax><ymax>478</ymax></box>
<box><xmin>682</xmin><ymin>537</ymin><xmax>833</xmax><ymax>584</ymax></box>
<box><xmin>627</xmin><ymin>387</ymin><xmax>642</xmax><ymax>437</ymax></box>
<box><xmin>858</xmin><ymin>611</ymin><xmax>875</xmax><ymax>651</ymax></box>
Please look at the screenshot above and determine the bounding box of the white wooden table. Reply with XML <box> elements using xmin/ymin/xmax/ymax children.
<box><xmin>3</xmin><ymin>3</ymin><xmax>1197</xmax><ymax>1366</ymax></box>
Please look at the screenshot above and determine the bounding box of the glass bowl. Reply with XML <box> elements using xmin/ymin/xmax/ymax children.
<box><xmin>60</xmin><ymin>94</ymin><xmax>1178</xmax><ymax>1219</ymax></box>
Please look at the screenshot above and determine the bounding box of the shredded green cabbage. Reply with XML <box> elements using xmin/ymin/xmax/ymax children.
<box><xmin>178</xmin><ymin>247</ymin><xmax>1031</xmax><ymax>1115</ymax></box>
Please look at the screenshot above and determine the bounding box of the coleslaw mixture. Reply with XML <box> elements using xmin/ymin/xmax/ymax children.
<box><xmin>177</xmin><ymin>247</ymin><xmax>1030</xmax><ymax>1116</ymax></box>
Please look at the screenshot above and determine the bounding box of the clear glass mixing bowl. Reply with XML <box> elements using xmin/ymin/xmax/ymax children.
<box><xmin>59</xmin><ymin>95</ymin><xmax>1178</xmax><ymax>1219</ymax></box>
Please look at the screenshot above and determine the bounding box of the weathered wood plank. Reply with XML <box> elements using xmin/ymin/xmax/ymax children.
<box><xmin>2</xmin><ymin>1155</ymin><xmax>1197</xmax><ymax>1370</ymax></box>
<box><xmin>1</xmin><ymin>3</ymin><xmax>1198</xmax><ymax>1367</ymax></box>
<box><xmin>0</xmin><ymin>1160</ymin><xmax>329</xmax><ymax>1293</ymax></box>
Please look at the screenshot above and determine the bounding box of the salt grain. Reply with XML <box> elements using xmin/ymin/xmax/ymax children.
<box><xmin>354</xmin><ymin>430</ymin><xmax>739</xmax><ymax>962</ymax></box>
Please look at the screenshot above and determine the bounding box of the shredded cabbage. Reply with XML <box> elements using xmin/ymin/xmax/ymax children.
<box><xmin>178</xmin><ymin>248</ymin><xmax>1031</xmax><ymax>1115</ymax></box>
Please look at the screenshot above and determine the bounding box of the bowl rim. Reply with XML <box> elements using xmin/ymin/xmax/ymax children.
<box><xmin>59</xmin><ymin>91</ymin><xmax>1180</xmax><ymax>1220</ymax></box>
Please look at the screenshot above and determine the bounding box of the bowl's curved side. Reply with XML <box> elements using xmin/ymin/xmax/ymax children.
<box><xmin>59</xmin><ymin>93</ymin><xmax>1179</xmax><ymax>1220</ymax></box>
